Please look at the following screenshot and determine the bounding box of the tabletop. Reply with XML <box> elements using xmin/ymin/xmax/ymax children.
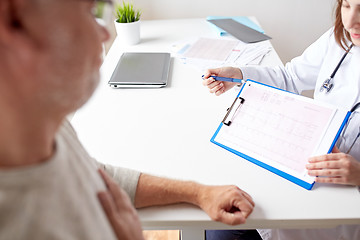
<box><xmin>71</xmin><ymin>18</ymin><xmax>360</xmax><ymax>239</ymax></box>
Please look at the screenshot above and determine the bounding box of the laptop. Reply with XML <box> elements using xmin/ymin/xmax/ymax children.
<box><xmin>108</xmin><ymin>52</ymin><xmax>171</xmax><ymax>88</ymax></box>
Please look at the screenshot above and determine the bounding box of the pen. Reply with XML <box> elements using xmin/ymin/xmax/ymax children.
<box><xmin>202</xmin><ymin>75</ymin><xmax>246</xmax><ymax>84</ymax></box>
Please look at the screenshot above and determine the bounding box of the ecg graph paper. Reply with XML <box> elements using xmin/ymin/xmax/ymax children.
<box><xmin>216</xmin><ymin>83</ymin><xmax>335</xmax><ymax>174</ymax></box>
<box><xmin>183</xmin><ymin>38</ymin><xmax>239</xmax><ymax>61</ymax></box>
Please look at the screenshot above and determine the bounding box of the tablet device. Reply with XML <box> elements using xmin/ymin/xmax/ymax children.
<box><xmin>108</xmin><ymin>52</ymin><xmax>171</xmax><ymax>88</ymax></box>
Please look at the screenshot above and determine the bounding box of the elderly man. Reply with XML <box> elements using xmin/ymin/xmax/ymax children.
<box><xmin>0</xmin><ymin>0</ymin><xmax>255</xmax><ymax>239</ymax></box>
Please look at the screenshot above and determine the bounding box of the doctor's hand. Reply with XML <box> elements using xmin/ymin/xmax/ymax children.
<box><xmin>97</xmin><ymin>169</ymin><xmax>145</xmax><ymax>240</ymax></box>
<box><xmin>306</xmin><ymin>146</ymin><xmax>360</xmax><ymax>186</ymax></box>
<box><xmin>202</xmin><ymin>67</ymin><xmax>243</xmax><ymax>96</ymax></box>
<box><xmin>197</xmin><ymin>185</ymin><xmax>255</xmax><ymax>225</ymax></box>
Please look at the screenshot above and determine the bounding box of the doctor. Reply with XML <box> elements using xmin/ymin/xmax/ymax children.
<box><xmin>203</xmin><ymin>0</ymin><xmax>360</xmax><ymax>239</ymax></box>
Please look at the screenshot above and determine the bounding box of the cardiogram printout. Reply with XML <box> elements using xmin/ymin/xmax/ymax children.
<box><xmin>173</xmin><ymin>37</ymin><xmax>271</xmax><ymax>71</ymax></box>
<box><xmin>212</xmin><ymin>80</ymin><xmax>349</xmax><ymax>189</ymax></box>
<box><xmin>182</xmin><ymin>37</ymin><xmax>238</xmax><ymax>61</ymax></box>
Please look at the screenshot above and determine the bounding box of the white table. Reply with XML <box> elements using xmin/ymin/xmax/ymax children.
<box><xmin>71</xmin><ymin>18</ymin><xmax>360</xmax><ymax>239</ymax></box>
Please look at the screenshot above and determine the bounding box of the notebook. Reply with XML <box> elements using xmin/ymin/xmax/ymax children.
<box><xmin>108</xmin><ymin>52</ymin><xmax>171</xmax><ymax>88</ymax></box>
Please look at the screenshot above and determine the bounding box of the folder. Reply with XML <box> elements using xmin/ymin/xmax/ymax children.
<box><xmin>207</xmin><ymin>18</ymin><xmax>271</xmax><ymax>43</ymax></box>
<box><xmin>211</xmin><ymin>80</ymin><xmax>350</xmax><ymax>190</ymax></box>
<box><xmin>206</xmin><ymin>16</ymin><xmax>265</xmax><ymax>35</ymax></box>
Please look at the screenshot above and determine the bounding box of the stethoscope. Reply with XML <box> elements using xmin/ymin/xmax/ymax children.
<box><xmin>320</xmin><ymin>43</ymin><xmax>354</xmax><ymax>93</ymax></box>
<box><xmin>337</xmin><ymin>101</ymin><xmax>360</xmax><ymax>154</ymax></box>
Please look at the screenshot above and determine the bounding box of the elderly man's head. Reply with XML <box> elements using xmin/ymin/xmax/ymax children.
<box><xmin>0</xmin><ymin>0</ymin><xmax>110</xmax><ymax>118</ymax></box>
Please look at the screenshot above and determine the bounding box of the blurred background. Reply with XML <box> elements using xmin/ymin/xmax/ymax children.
<box><xmin>120</xmin><ymin>0</ymin><xmax>336</xmax><ymax>64</ymax></box>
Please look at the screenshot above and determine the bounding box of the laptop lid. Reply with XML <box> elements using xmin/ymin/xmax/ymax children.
<box><xmin>108</xmin><ymin>52</ymin><xmax>171</xmax><ymax>88</ymax></box>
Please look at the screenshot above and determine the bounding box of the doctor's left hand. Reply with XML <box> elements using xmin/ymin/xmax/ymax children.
<box><xmin>306</xmin><ymin>146</ymin><xmax>360</xmax><ymax>186</ymax></box>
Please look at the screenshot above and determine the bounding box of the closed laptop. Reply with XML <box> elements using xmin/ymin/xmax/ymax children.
<box><xmin>108</xmin><ymin>52</ymin><xmax>171</xmax><ymax>88</ymax></box>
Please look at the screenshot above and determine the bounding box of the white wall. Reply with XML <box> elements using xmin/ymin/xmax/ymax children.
<box><xmin>128</xmin><ymin>0</ymin><xmax>336</xmax><ymax>63</ymax></box>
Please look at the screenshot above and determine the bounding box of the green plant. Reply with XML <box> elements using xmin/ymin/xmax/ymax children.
<box><xmin>115</xmin><ymin>1</ymin><xmax>141</xmax><ymax>23</ymax></box>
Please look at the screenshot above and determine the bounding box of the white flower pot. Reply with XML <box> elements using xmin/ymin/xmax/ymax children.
<box><xmin>114</xmin><ymin>20</ymin><xmax>140</xmax><ymax>46</ymax></box>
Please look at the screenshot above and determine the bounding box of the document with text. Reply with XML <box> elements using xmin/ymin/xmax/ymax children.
<box><xmin>173</xmin><ymin>37</ymin><xmax>271</xmax><ymax>71</ymax></box>
<box><xmin>211</xmin><ymin>80</ymin><xmax>350</xmax><ymax>190</ymax></box>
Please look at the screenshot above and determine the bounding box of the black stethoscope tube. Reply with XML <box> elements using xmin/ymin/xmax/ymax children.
<box><xmin>351</xmin><ymin>101</ymin><xmax>360</xmax><ymax>112</ymax></box>
<box><xmin>320</xmin><ymin>43</ymin><xmax>354</xmax><ymax>93</ymax></box>
<box><xmin>330</xmin><ymin>43</ymin><xmax>354</xmax><ymax>79</ymax></box>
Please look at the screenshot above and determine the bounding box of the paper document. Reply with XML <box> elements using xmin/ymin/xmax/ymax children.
<box><xmin>182</xmin><ymin>38</ymin><xmax>238</xmax><ymax>61</ymax></box>
<box><xmin>217</xmin><ymin>83</ymin><xmax>334</xmax><ymax>173</ymax></box>
<box><xmin>173</xmin><ymin>37</ymin><xmax>271</xmax><ymax>71</ymax></box>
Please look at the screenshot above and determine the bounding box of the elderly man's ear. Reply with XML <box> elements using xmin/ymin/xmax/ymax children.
<box><xmin>0</xmin><ymin>0</ymin><xmax>39</xmax><ymax>64</ymax></box>
<box><xmin>0</xmin><ymin>0</ymin><xmax>23</xmax><ymax>43</ymax></box>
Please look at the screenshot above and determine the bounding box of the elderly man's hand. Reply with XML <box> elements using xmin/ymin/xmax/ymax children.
<box><xmin>197</xmin><ymin>185</ymin><xmax>255</xmax><ymax>225</ymax></box>
<box><xmin>97</xmin><ymin>169</ymin><xmax>145</xmax><ymax>240</ymax></box>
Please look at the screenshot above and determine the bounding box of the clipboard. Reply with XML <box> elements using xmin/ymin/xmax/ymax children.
<box><xmin>211</xmin><ymin>80</ymin><xmax>350</xmax><ymax>190</ymax></box>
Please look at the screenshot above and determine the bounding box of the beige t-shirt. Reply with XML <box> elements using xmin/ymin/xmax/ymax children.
<box><xmin>0</xmin><ymin>121</ymin><xmax>140</xmax><ymax>240</ymax></box>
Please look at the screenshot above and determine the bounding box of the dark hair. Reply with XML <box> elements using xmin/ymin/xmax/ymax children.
<box><xmin>334</xmin><ymin>0</ymin><xmax>352</xmax><ymax>50</ymax></box>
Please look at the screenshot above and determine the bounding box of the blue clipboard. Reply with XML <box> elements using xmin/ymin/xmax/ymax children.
<box><xmin>211</xmin><ymin>80</ymin><xmax>350</xmax><ymax>190</ymax></box>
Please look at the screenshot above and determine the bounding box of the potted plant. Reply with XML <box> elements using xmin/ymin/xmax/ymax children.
<box><xmin>114</xmin><ymin>1</ymin><xmax>142</xmax><ymax>45</ymax></box>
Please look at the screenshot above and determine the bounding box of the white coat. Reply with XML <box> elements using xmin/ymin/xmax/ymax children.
<box><xmin>241</xmin><ymin>28</ymin><xmax>360</xmax><ymax>240</ymax></box>
<box><xmin>242</xmin><ymin>27</ymin><xmax>360</xmax><ymax>161</ymax></box>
